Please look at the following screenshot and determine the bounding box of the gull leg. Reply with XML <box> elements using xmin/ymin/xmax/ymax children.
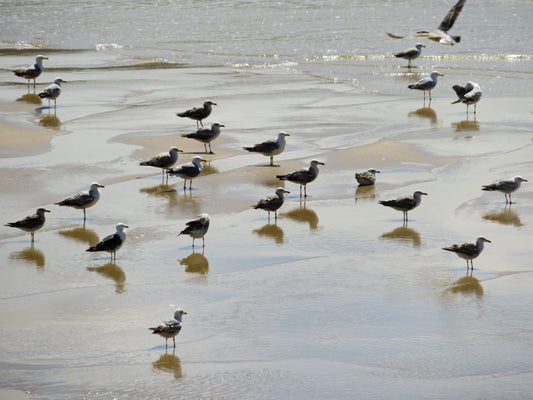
<box><xmin>304</xmin><ymin>185</ymin><xmax>308</xmax><ymax>198</ymax></box>
<box><xmin>83</xmin><ymin>208</ymin><xmax>87</xmax><ymax>221</ymax></box>
<box><xmin>270</xmin><ymin>156</ymin><xmax>273</xmax><ymax>166</ymax></box>
<box><xmin>204</xmin><ymin>143</ymin><xmax>208</xmax><ymax>153</ymax></box>
<box><xmin>202</xmin><ymin>237</ymin><xmax>205</xmax><ymax>248</ymax></box>
<box><xmin>31</xmin><ymin>232</ymin><xmax>35</xmax><ymax>243</ymax></box>
<box><xmin>173</xmin><ymin>337</ymin><xmax>176</xmax><ymax>348</ymax></box>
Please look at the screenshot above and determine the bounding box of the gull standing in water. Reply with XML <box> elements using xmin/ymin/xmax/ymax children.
<box><xmin>252</xmin><ymin>187</ymin><xmax>290</xmax><ymax>222</ymax></box>
<box><xmin>38</xmin><ymin>77</ymin><xmax>67</xmax><ymax>108</ymax></box>
<box><xmin>176</xmin><ymin>100</ymin><xmax>216</xmax><ymax>128</ymax></box>
<box><xmin>277</xmin><ymin>160</ymin><xmax>325</xmax><ymax>198</ymax></box>
<box><xmin>394</xmin><ymin>43</ymin><xmax>425</xmax><ymax>68</ymax></box>
<box><xmin>55</xmin><ymin>182</ymin><xmax>105</xmax><ymax>221</ymax></box>
<box><xmin>356</xmin><ymin>169</ymin><xmax>381</xmax><ymax>186</ymax></box>
<box><xmin>244</xmin><ymin>132</ymin><xmax>290</xmax><ymax>166</ymax></box>
<box><xmin>408</xmin><ymin>71</ymin><xmax>443</xmax><ymax>102</ymax></box>
<box><xmin>149</xmin><ymin>309</ymin><xmax>187</xmax><ymax>349</ymax></box>
<box><xmin>178</xmin><ymin>214</ymin><xmax>210</xmax><ymax>248</ymax></box>
<box><xmin>11</xmin><ymin>55</ymin><xmax>48</xmax><ymax>90</ymax></box>
<box><xmin>387</xmin><ymin>0</ymin><xmax>467</xmax><ymax>45</ymax></box>
<box><xmin>5</xmin><ymin>208</ymin><xmax>50</xmax><ymax>243</ymax></box>
<box><xmin>451</xmin><ymin>81</ymin><xmax>482</xmax><ymax>115</ymax></box>
<box><xmin>167</xmin><ymin>156</ymin><xmax>207</xmax><ymax>190</ymax></box>
<box><xmin>86</xmin><ymin>223</ymin><xmax>128</xmax><ymax>262</ymax></box>
<box><xmin>379</xmin><ymin>191</ymin><xmax>427</xmax><ymax>223</ymax></box>
<box><xmin>140</xmin><ymin>146</ymin><xmax>183</xmax><ymax>179</ymax></box>
<box><xmin>181</xmin><ymin>122</ymin><xmax>225</xmax><ymax>154</ymax></box>
<box><xmin>482</xmin><ymin>176</ymin><xmax>528</xmax><ymax>204</ymax></box>
<box><xmin>442</xmin><ymin>237</ymin><xmax>491</xmax><ymax>271</ymax></box>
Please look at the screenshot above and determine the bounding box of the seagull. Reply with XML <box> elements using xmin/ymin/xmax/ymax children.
<box><xmin>140</xmin><ymin>146</ymin><xmax>183</xmax><ymax>179</ymax></box>
<box><xmin>149</xmin><ymin>309</ymin><xmax>187</xmax><ymax>349</ymax></box>
<box><xmin>442</xmin><ymin>237</ymin><xmax>491</xmax><ymax>271</ymax></box>
<box><xmin>178</xmin><ymin>213</ymin><xmax>210</xmax><ymax>248</ymax></box>
<box><xmin>11</xmin><ymin>55</ymin><xmax>48</xmax><ymax>90</ymax></box>
<box><xmin>356</xmin><ymin>169</ymin><xmax>381</xmax><ymax>186</ymax></box>
<box><xmin>38</xmin><ymin>77</ymin><xmax>67</xmax><ymax>108</ymax></box>
<box><xmin>5</xmin><ymin>208</ymin><xmax>50</xmax><ymax>243</ymax></box>
<box><xmin>55</xmin><ymin>182</ymin><xmax>105</xmax><ymax>220</ymax></box>
<box><xmin>86</xmin><ymin>223</ymin><xmax>128</xmax><ymax>262</ymax></box>
<box><xmin>394</xmin><ymin>43</ymin><xmax>425</xmax><ymax>67</ymax></box>
<box><xmin>387</xmin><ymin>0</ymin><xmax>467</xmax><ymax>45</ymax></box>
<box><xmin>167</xmin><ymin>156</ymin><xmax>207</xmax><ymax>190</ymax></box>
<box><xmin>244</xmin><ymin>132</ymin><xmax>290</xmax><ymax>166</ymax></box>
<box><xmin>181</xmin><ymin>122</ymin><xmax>225</xmax><ymax>154</ymax></box>
<box><xmin>408</xmin><ymin>71</ymin><xmax>443</xmax><ymax>102</ymax></box>
<box><xmin>176</xmin><ymin>100</ymin><xmax>216</xmax><ymax>128</ymax></box>
<box><xmin>451</xmin><ymin>81</ymin><xmax>482</xmax><ymax>115</ymax></box>
<box><xmin>252</xmin><ymin>187</ymin><xmax>290</xmax><ymax>221</ymax></box>
<box><xmin>482</xmin><ymin>176</ymin><xmax>528</xmax><ymax>204</ymax></box>
<box><xmin>379</xmin><ymin>190</ymin><xmax>427</xmax><ymax>223</ymax></box>
<box><xmin>276</xmin><ymin>160</ymin><xmax>325</xmax><ymax>198</ymax></box>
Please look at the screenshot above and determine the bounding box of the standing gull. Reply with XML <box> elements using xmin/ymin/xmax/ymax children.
<box><xmin>11</xmin><ymin>55</ymin><xmax>48</xmax><ymax>90</ymax></box>
<box><xmin>86</xmin><ymin>223</ymin><xmax>128</xmax><ymax>262</ymax></box>
<box><xmin>178</xmin><ymin>213</ymin><xmax>210</xmax><ymax>248</ymax></box>
<box><xmin>379</xmin><ymin>190</ymin><xmax>427</xmax><ymax>223</ymax></box>
<box><xmin>356</xmin><ymin>169</ymin><xmax>380</xmax><ymax>186</ymax></box>
<box><xmin>149</xmin><ymin>309</ymin><xmax>187</xmax><ymax>349</ymax></box>
<box><xmin>38</xmin><ymin>77</ymin><xmax>67</xmax><ymax>108</ymax></box>
<box><xmin>394</xmin><ymin>43</ymin><xmax>425</xmax><ymax>68</ymax></box>
<box><xmin>55</xmin><ymin>182</ymin><xmax>105</xmax><ymax>221</ymax></box>
<box><xmin>243</xmin><ymin>132</ymin><xmax>290</xmax><ymax>166</ymax></box>
<box><xmin>181</xmin><ymin>122</ymin><xmax>225</xmax><ymax>154</ymax></box>
<box><xmin>452</xmin><ymin>81</ymin><xmax>482</xmax><ymax>115</ymax></box>
<box><xmin>482</xmin><ymin>176</ymin><xmax>528</xmax><ymax>204</ymax></box>
<box><xmin>277</xmin><ymin>160</ymin><xmax>325</xmax><ymax>198</ymax></box>
<box><xmin>408</xmin><ymin>71</ymin><xmax>443</xmax><ymax>102</ymax></box>
<box><xmin>252</xmin><ymin>187</ymin><xmax>290</xmax><ymax>221</ymax></box>
<box><xmin>387</xmin><ymin>0</ymin><xmax>467</xmax><ymax>45</ymax></box>
<box><xmin>5</xmin><ymin>208</ymin><xmax>50</xmax><ymax>243</ymax></box>
<box><xmin>443</xmin><ymin>237</ymin><xmax>491</xmax><ymax>271</ymax></box>
<box><xmin>167</xmin><ymin>156</ymin><xmax>207</xmax><ymax>190</ymax></box>
<box><xmin>140</xmin><ymin>146</ymin><xmax>183</xmax><ymax>179</ymax></box>
<box><xmin>176</xmin><ymin>100</ymin><xmax>216</xmax><ymax>128</ymax></box>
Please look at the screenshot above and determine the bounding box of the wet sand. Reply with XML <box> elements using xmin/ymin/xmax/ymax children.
<box><xmin>1</xmin><ymin>55</ymin><xmax>533</xmax><ymax>399</ymax></box>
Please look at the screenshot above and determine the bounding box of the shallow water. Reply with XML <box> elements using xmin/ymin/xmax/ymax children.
<box><xmin>1</xmin><ymin>1</ymin><xmax>533</xmax><ymax>399</ymax></box>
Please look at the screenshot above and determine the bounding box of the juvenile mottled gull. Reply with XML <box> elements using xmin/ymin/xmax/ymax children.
<box><xmin>181</xmin><ymin>122</ymin><xmax>225</xmax><ymax>154</ymax></box>
<box><xmin>394</xmin><ymin>43</ymin><xmax>425</xmax><ymax>67</ymax></box>
<box><xmin>253</xmin><ymin>187</ymin><xmax>290</xmax><ymax>221</ymax></box>
<box><xmin>167</xmin><ymin>156</ymin><xmax>207</xmax><ymax>190</ymax></box>
<box><xmin>443</xmin><ymin>237</ymin><xmax>491</xmax><ymax>271</ymax></box>
<box><xmin>55</xmin><ymin>182</ymin><xmax>105</xmax><ymax>220</ymax></box>
<box><xmin>452</xmin><ymin>81</ymin><xmax>482</xmax><ymax>115</ymax></box>
<box><xmin>482</xmin><ymin>176</ymin><xmax>528</xmax><ymax>204</ymax></box>
<box><xmin>86</xmin><ymin>223</ymin><xmax>128</xmax><ymax>262</ymax></box>
<box><xmin>5</xmin><ymin>208</ymin><xmax>50</xmax><ymax>242</ymax></box>
<box><xmin>178</xmin><ymin>213</ymin><xmax>210</xmax><ymax>248</ymax></box>
<box><xmin>379</xmin><ymin>190</ymin><xmax>427</xmax><ymax>222</ymax></box>
<box><xmin>11</xmin><ymin>55</ymin><xmax>48</xmax><ymax>90</ymax></box>
<box><xmin>408</xmin><ymin>71</ymin><xmax>443</xmax><ymax>102</ymax></box>
<box><xmin>38</xmin><ymin>77</ymin><xmax>67</xmax><ymax>108</ymax></box>
<box><xmin>140</xmin><ymin>146</ymin><xmax>183</xmax><ymax>179</ymax></box>
<box><xmin>356</xmin><ymin>169</ymin><xmax>381</xmax><ymax>186</ymax></box>
<box><xmin>243</xmin><ymin>132</ymin><xmax>290</xmax><ymax>166</ymax></box>
<box><xmin>387</xmin><ymin>0</ymin><xmax>467</xmax><ymax>45</ymax></box>
<box><xmin>149</xmin><ymin>309</ymin><xmax>187</xmax><ymax>349</ymax></box>
<box><xmin>277</xmin><ymin>160</ymin><xmax>325</xmax><ymax>198</ymax></box>
<box><xmin>176</xmin><ymin>100</ymin><xmax>216</xmax><ymax>128</ymax></box>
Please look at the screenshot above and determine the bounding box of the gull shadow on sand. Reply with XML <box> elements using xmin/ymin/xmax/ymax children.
<box><xmin>9</xmin><ymin>243</ymin><xmax>45</xmax><ymax>268</ymax></box>
<box><xmin>452</xmin><ymin>119</ymin><xmax>480</xmax><ymax>133</ymax></box>
<box><xmin>253</xmin><ymin>222</ymin><xmax>285</xmax><ymax>244</ymax></box>
<box><xmin>408</xmin><ymin>106</ymin><xmax>437</xmax><ymax>124</ymax></box>
<box><xmin>87</xmin><ymin>262</ymin><xmax>126</xmax><ymax>294</ymax></box>
<box><xmin>38</xmin><ymin>113</ymin><xmax>61</xmax><ymax>129</ymax></box>
<box><xmin>16</xmin><ymin>93</ymin><xmax>42</xmax><ymax>105</ymax></box>
<box><xmin>152</xmin><ymin>350</ymin><xmax>183</xmax><ymax>379</ymax></box>
<box><xmin>282</xmin><ymin>201</ymin><xmax>320</xmax><ymax>231</ymax></box>
<box><xmin>482</xmin><ymin>206</ymin><xmax>523</xmax><ymax>227</ymax></box>
<box><xmin>445</xmin><ymin>274</ymin><xmax>484</xmax><ymax>298</ymax></box>
<box><xmin>355</xmin><ymin>184</ymin><xmax>377</xmax><ymax>203</ymax></box>
<box><xmin>179</xmin><ymin>251</ymin><xmax>209</xmax><ymax>275</ymax></box>
<box><xmin>58</xmin><ymin>225</ymin><xmax>100</xmax><ymax>246</ymax></box>
<box><xmin>380</xmin><ymin>224</ymin><xmax>421</xmax><ymax>247</ymax></box>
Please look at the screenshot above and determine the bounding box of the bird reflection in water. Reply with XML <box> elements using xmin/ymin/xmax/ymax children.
<box><xmin>446</xmin><ymin>274</ymin><xmax>484</xmax><ymax>297</ymax></box>
<box><xmin>408</xmin><ymin>107</ymin><xmax>437</xmax><ymax>124</ymax></box>
<box><xmin>179</xmin><ymin>251</ymin><xmax>209</xmax><ymax>275</ymax></box>
<box><xmin>87</xmin><ymin>262</ymin><xmax>126</xmax><ymax>294</ymax></box>
<box><xmin>253</xmin><ymin>223</ymin><xmax>284</xmax><ymax>244</ymax></box>
<box><xmin>152</xmin><ymin>350</ymin><xmax>182</xmax><ymax>379</ymax></box>
<box><xmin>199</xmin><ymin>161</ymin><xmax>219</xmax><ymax>176</ymax></box>
<box><xmin>452</xmin><ymin>119</ymin><xmax>480</xmax><ymax>133</ymax></box>
<box><xmin>380</xmin><ymin>224</ymin><xmax>421</xmax><ymax>247</ymax></box>
<box><xmin>58</xmin><ymin>226</ymin><xmax>100</xmax><ymax>246</ymax></box>
<box><xmin>355</xmin><ymin>184</ymin><xmax>377</xmax><ymax>203</ymax></box>
<box><xmin>39</xmin><ymin>113</ymin><xmax>61</xmax><ymax>129</ymax></box>
<box><xmin>483</xmin><ymin>206</ymin><xmax>523</xmax><ymax>227</ymax></box>
<box><xmin>282</xmin><ymin>200</ymin><xmax>319</xmax><ymax>230</ymax></box>
<box><xmin>16</xmin><ymin>93</ymin><xmax>42</xmax><ymax>105</ymax></box>
<box><xmin>9</xmin><ymin>243</ymin><xmax>45</xmax><ymax>268</ymax></box>
<box><xmin>140</xmin><ymin>183</ymin><xmax>179</xmax><ymax>204</ymax></box>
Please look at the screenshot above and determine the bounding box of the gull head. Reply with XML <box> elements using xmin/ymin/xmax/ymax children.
<box><xmin>368</xmin><ymin>169</ymin><xmax>381</xmax><ymax>174</ymax></box>
<box><xmin>173</xmin><ymin>309</ymin><xmax>187</xmax><ymax>320</ymax></box>
<box><xmin>116</xmin><ymin>223</ymin><xmax>129</xmax><ymax>232</ymax></box>
<box><xmin>310</xmin><ymin>160</ymin><xmax>325</xmax><ymax>167</ymax></box>
<box><xmin>204</xmin><ymin>100</ymin><xmax>217</xmax><ymax>107</ymax></box>
<box><xmin>514</xmin><ymin>176</ymin><xmax>528</xmax><ymax>183</ymax></box>
<box><xmin>169</xmin><ymin>146</ymin><xmax>183</xmax><ymax>154</ymax></box>
<box><xmin>54</xmin><ymin>77</ymin><xmax>67</xmax><ymax>85</ymax></box>
<box><xmin>414</xmin><ymin>190</ymin><xmax>428</xmax><ymax>197</ymax></box>
<box><xmin>36</xmin><ymin>208</ymin><xmax>51</xmax><ymax>216</ymax></box>
<box><xmin>36</xmin><ymin>55</ymin><xmax>48</xmax><ymax>63</ymax></box>
<box><xmin>90</xmin><ymin>182</ymin><xmax>105</xmax><ymax>190</ymax></box>
<box><xmin>275</xmin><ymin>187</ymin><xmax>290</xmax><ymax>196</ymax></box>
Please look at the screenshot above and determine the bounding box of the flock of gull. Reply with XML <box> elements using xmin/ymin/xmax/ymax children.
<box><xmin>4</xmin><ymin>0</ymin><xmax>528</xmax><ymax>348</ymax></box>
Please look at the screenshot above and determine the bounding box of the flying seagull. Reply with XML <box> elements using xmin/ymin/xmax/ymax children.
<box><xmin>178</xmin><ymin>213</ymin><xmax>210</xmax><ymax>248</ymax></box>
<box><xmin>140</xmin><ymin>146</ymin><xmax>183</xmax><ymax>179</ymax></box>
<box><xmin>244</xmin><ymin>132</ymin><xmax>290</xmax><ymax>166</ymax></box>
<box><xmin>167</xmin><ymin>156</ymin><xmax>207</xmax><ymax>190</ymax></box>
<box><xmin>394</xmin><ymin>43</ymin><xmax>425</xmax><ymax>68</ymax></box>
<box><xmin>181</xmin><ymin>122</ymin><xmax>225</xmax><ymax>154</ymax></box>
<box><xmin>86</xmin><ymin>223</ymin><xmax>128</xmax><ymax>262</ymax></box>
<box><xmin>277</xmin><ymin>160</ymin><xmax>325</xmax><ymax>198</ymax></box>
<box><xmin>5</xmin><ymin>208</ymin><xmax>50</xmax><ymax>242</ymax></box>
<box><xmin>379</xmin><ymin>190</ymin><xmax>427</xmax><ymax>223</ymax></box>
<box><xmin>482</xmin><ymin>176</ymin><xmax>528</xmax><ymax>204</ymax></box>
<box><xmin>451</xmin><ymin>81</ymin><xmax>482</xmax><ymax>115</ymax></box>
<box><xmin>38</xmin><ymin>77</ymin><xmax>67</xmax><ymax>108</ymax></box>
<box><xmin>11</xmin><ymin>55</ymin><xmax>48</xmax><ymax>90</ymax></box>
<box><xmin>408</xmin><ymin>71</ymin><xmax>443</xmax><ymax>102</ymax></box>
<box><xmin>356</xmin><ymin>169</ymin><xmax>381</xmax><ymax>186</ymax></box>
<box><xmin>149</xmin><ymin>309</ymin><xmax>187</xmax><ymax>349</ymax></box>
<box><xmin>252</xmin><ymin>187</ymin><xmax>290</xmax><ymax>221</ymax></box>
<box><xmin>442</xmin><ymin>237</ymin><xmax>491</xmax><ymax>271</ymax></box>
<box><xmin>387</xmin><ymin>0</ymin><xmax>467</xmax><ymax>45</ymax></box>
<box><xmin>55</xmin><ymin>182</ymin><xmax>105</xmax><ymax>220</ymax></box>
<box><xmin>176</xmin><ymin>100</ymin><xmax>216</xmax><ymax>128</ymax></box>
